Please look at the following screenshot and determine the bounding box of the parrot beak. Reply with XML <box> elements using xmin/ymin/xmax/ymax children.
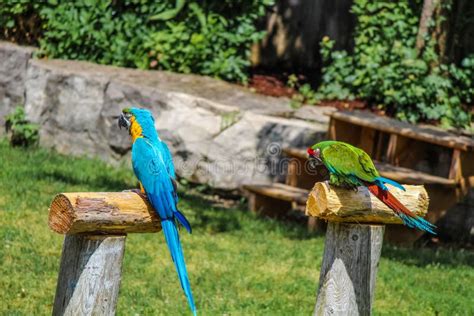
<box><xmin>118</xmin><ymin>113</ymin><xmax>131</xmax><ymax>131</ymax></box>
<box><xmin>307</xmin><ymin>147</ymin><xmax>323</xmax><ymax>164</ymax></box>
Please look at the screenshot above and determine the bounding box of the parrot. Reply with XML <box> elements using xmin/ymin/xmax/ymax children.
<box><xmin>307</xmin><ymin>140</ymin><xmax>436</xmax><ymax>234</ymax></box>
<box><xmin>118</xmin><ymin>107</ymin><xmax>196</xmax><ymax>315</ymax></box>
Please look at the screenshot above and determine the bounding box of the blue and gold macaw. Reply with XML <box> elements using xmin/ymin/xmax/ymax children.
<box><xmin>118</xmin><ymin>108</ymin><xmax>196</xmax><ymax>315</ymax></box>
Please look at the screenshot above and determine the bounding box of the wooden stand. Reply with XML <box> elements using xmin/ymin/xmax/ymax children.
<box><xmin>48</xmin><ymin>192</ymin><xmax>160</xmax><ymax>316</ymax></box>
<box><xmin>315</xmin><ymin>223</ymin><xmax>384</xmax><ymax>315</ymax></box>
<box><xmin>307</xmin><ymin>183</ymin><xmax>430</xmax><ymax>315</ymax></box>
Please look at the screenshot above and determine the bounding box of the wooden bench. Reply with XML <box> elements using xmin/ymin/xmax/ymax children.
<box><xmin>243</xmin><ymin>183</ymin><xmax>309</xmax><ymax>214</ymax></box>
<box><xmin>243</xmin><ymin>110</ymin><xmax>474</xmax><ymax>243</ymax></box>
<box><xmin>328</xmin><ymin>110</ymin><xmax>474</xmax><ymax>243</ymax></box>
<box><xmin>328</xmin><ymin>110</ymin><xmax>474</xmax><ymax>193</ymax></box>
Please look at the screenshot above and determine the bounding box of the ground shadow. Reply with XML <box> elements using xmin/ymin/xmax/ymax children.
<box><xmin>381</xmin><ymin>244</ymin><xmax>474</xmax><ymax>268</ymax></box>
<box><xmin>37</xmin><ymin>169</ymin><xmax>133</xmax><ymax>192</ymax></box>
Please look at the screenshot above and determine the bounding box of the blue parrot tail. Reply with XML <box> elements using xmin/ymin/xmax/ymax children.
<box><xmin>375</xmin><ymin>176</ymin><xmax>406</xmax><ymax>191</ymax></box>
<box><xmin>397</xmin><ymin>213</ymin><xmax>437</xmax><ymax>235</ymax></box>
<box><xmin>161</xmin><ymin>219</ymin><xmax>196</xmax><ymax>315</ymax></box>
<box><xmin>175</xmin><ymin>210</ymin><xmax>192</xmax><ymax>234</ymax></box>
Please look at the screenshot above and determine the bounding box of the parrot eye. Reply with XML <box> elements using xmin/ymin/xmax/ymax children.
<box><xmin>118</xmin><ymin>112</ymin><xmax>132</xmax><ymax>130</ymax></box>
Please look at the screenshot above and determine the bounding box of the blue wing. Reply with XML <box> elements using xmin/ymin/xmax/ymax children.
<box><xmin>159</xmin><ymin>139</ymin><xmax>176</xmax><ymax>179</ymax></box>
<box><xmin>131</xmin><ymin>138</ymin><xmax>196</xmax><ymax>314</ymax></box>
<box><xmin>132</xmin><ymin>138</ymin><xmax>191</xmax><ymax>232</ymax></box>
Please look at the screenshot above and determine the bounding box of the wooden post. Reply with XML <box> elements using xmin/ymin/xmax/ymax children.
<box><xmin>52</xmin><ymin>235</ymin><xmax>126</xmax><ymax>316</ymax></box>
<box><xmin>48</xmin><ymin>192</ymin><xmax>161</xmax><ymax>316</ymax></box>
<box><xmin>306</xmin><ymin>183</ymin><xmax>430</xmax><ymax>315</ymax></box>
<box><xmin>315</xmin><ymin>222</ymin><xmax>384</xmax><ymax>315</ymax></box>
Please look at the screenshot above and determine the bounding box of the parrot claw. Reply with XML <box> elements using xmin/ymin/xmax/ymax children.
<box><xmin>123</xmin><ymin>189</ymin><xmax>148</xmax><ymax>200</ymax></box>
<box><xmin>324</xmin><ymin>180</ymin><xmax>331</xmax><ymax>192</ymax></box>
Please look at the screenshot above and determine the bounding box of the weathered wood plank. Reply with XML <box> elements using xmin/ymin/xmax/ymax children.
<box><xmin>52</xmin><ymin>235</ymin><xmax>126</xmax><ymax>316</ymax></box>
<box><xmin>48</xmin><ymin>192</ymin><xmax>161</xmax><ymax>234</ymax></box>
<box><xmin>448</xmin><ymin>149</ymin><xmax>462</xmax><ymax>180</ymax></box>
<box><xmin>375</xmin><ymin>162</ymin><xmax>456</xmax><ymax>187</ymax></box>
<box><xmin>306</xmin><ymin>183</ymin><xmax>429</xmax><ymax>224</ymax></box>
<box><xmin>329</xmin><ymin>110</ymin><xmax>474</xmax><ymax>151</ymax></box>
<box><xmin>286</xmin><ymin>159</ymin><xmax>299</xmax><ymax>187</ymax></box>
<box><xmin>359</xmin><ymin>127</ymin><xmax>376</xmax><ymax>156</ymax></box>
<box><xmin>243</xmin><ymin>183</ymin><xmax>309</xmax><ymax>204</ymax></box>
<box><xmin>386</xmin><ymin>134</ymin><xmax>398</xmax><ymax>165</ymax></box>
<box><xmin>314</xmin><ymin>222</ymin><xmax>384</xmax><ymax>316</ymax></box>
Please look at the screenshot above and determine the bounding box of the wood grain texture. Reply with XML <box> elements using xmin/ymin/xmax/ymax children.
<box><xmin>314</xmin><ymin>222</ymin><xmax>384</xmax><ymax>316</ymax></box>
<box><xmin>306</xmin><ymin>183</ymin><xmax>429</xmax><ymax>224</ymax></box>
<box><xmin>52</xmin><ymin>235</ymin><xmax>126</xmax><ymax>316</ymax></box>
<box><xmin>48</xmin><ymin>192</ymin><xmax>161</xmax><ymax>234</ymax></box>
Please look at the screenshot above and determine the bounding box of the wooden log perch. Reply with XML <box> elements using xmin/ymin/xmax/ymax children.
<box><xmin>49</xmin><ymin>192</ymin><xmax>164</xmax><ymax>315</ymax></box>
<box><xmin>306</xmin><ymin>183</ymin><xmax>429</xmax><ymax>224</ymax></box>
<box><xmin>48</xmin><ymin>192</ymin><xmax>161</xmax><ymax>234</ymax></box>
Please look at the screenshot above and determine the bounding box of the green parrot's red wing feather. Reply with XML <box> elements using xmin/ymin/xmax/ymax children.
<box><xmin>367</xmin><ymin>184</ymin><xmax>436</xmax><ymax>234</ymax></box>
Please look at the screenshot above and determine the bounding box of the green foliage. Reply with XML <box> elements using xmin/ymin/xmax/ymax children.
<box><xmin>1</xmin><ymin>142</ymin><xmax>474</xmax><ymax>315</ymax></box>
<box><xmin>287</xmin><ymin>74</ymin><xmax>318</xmax><ymax>109</ymax></box>
<box><xmin>4</xmin><ymin>107</ymin><xmax>39</xmax><ymax>147</ymax></box>
<box><xmin>0</xmin><ymin>0</ymin><xmax>273</xmax><ymax>82</ymax></box>
<box><xmin>0</xmin><ymin>0</ymin><xmax>43</xmax><ymax>45</ymax></box>
<box><xmin>144</xmin><ymin>1</ymin><xmax>273</xmax><ymax>82</ymax></box>
<box><xmin>317</xmin><ymin>0</ymin><xmax>473</xmax><ymax>128</ymax></box>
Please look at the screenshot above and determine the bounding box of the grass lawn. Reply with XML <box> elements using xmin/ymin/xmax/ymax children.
<box><xmin>0</xmin><ymin>140</ymin><xmax>473</xmax><ymax>315</ymax></box>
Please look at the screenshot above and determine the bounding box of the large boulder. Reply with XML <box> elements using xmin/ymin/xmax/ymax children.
<box><xmin>0</xmin><ymin>41</ymin><xmax>35</xmax><ymax>132</ymax></box>
<box><xmin>2</xmin><ymin>41</ymin><xmax>333</xmax><ymax>189</ymax></box>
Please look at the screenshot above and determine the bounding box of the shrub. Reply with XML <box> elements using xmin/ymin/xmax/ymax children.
<box><xmin>144</xmin><ymin>1</ymin><xmax>271</xmax><ymax>82</ymax></box>
<box><xmin>0</xmin><ymin>0</ymin><xmax>43</xmax><ymax>45</ymax></box>
<box><xmin>317</xmin><ymin>0</ymin><xmax>473</xmax><ymax>128</ymax></box>
<box><xmin>5</xmin><ymin>106</ymin><xmax>39</xmax><ymax>147</ymax></box>
<box><xmin>0</xmin><ymin>0</ymin><xmax>273</xmax><ymax>82</ymax></box>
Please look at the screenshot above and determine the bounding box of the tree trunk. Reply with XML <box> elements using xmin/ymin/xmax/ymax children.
<box><xmin>416</xmin><ymin>0</ymin><xmax>454</xmax><ymax>64</ymax></box>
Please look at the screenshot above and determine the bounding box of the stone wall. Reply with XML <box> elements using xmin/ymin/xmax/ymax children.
<box><xmin>0</xmin><ymin>41</ymin><xmax>332</xmax><ymax>189</ymax></box>
<box><xmin>0</xmin><ymin>42</ymin><xmax>34</xmax><ymax>129</ymax></box>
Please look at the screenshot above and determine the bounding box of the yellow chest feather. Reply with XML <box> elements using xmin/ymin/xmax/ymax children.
<box><xmin>130</xmin><ymin>117</ymin><xmax>143</xmax><ymax>141</ymax></box>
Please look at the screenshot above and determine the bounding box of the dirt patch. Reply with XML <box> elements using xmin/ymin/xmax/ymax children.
<box><xmin>248</xmin><ymin>74</ymin><xmax>296</xmax><ymax>98</ymax></box>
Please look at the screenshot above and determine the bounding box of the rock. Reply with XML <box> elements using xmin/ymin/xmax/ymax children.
<box><xmin>25</xmin><ymin>59</ymin><xmax>111</xmax><ymax>160</ymax></box>
<box><xmin>3</xmin><ymin>41</ymin><xmax>328</xmax><ymax>189</ymax></box>
<box><xmin>0</xmin><ymin>41</ymin><xmax>35</xmax><ymax>133</ymax></box>
<box><xmin>293</xmin><ymin>105</ymin><xmax>336</xmax><ymax>124</ymax></box>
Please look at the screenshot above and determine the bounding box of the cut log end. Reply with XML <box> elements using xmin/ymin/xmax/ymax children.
<box><xmin>306</xmin><ymin>183</ymin><xmax>429</xmax><ymax>224</ymax></box>
<box><xmin>48</xmin><ymin>192</ymin><xmax>161</xmax><ymax>235</ymax></box>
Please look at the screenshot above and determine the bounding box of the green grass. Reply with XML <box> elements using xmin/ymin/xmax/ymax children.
<box><xmin>0</xmin><ymin>140</ymin><xmax>473</xmax><ymax>315</ymax></box>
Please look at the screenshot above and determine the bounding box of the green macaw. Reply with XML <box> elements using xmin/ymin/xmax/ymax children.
<box><xmin>308</xmin><ymin>140</ymin><xmax>436</xmax><ymax>234</ymax></box>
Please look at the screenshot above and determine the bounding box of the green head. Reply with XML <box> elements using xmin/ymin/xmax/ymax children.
<box><xmin>307</xmin><ymin>140</ymin><xmax>337</xmax><ymax>163</ymax></box>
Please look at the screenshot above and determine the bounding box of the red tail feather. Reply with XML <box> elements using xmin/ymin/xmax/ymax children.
<box><xmin>366</xmin><ymin>184</ymin><xmax>417</xmax><ymax>218</ymax></box>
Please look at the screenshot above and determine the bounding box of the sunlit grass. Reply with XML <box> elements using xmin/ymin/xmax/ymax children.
<box><xmin>0</xmin><ymin>140</ymin><xmax>473</xmax><ymax>315</ymax></box>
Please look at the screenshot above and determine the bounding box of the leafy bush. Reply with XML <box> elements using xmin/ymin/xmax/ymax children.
<box><xmin>317</xmin><ymin>0</ymin><xmax>473</xmax><ymax>128</ymax></box>
<box><xmin>5</xmin><ymin>106</ymin><xmax>39</xmax><ymax>147</ymax></box>
<box><xmin>0</xmin><ymin>1</ymin><xmax>43</xmax><ymax>45</ymax></box>
<box><xmin>0</xmin><ymin>0</ymin><xmax>273</xmax><ymax>82</ymax></box>
<box><xmin>144</xmin><ymin>1</ymin><xmax>272</xmax><ymax>82</ymax></box>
